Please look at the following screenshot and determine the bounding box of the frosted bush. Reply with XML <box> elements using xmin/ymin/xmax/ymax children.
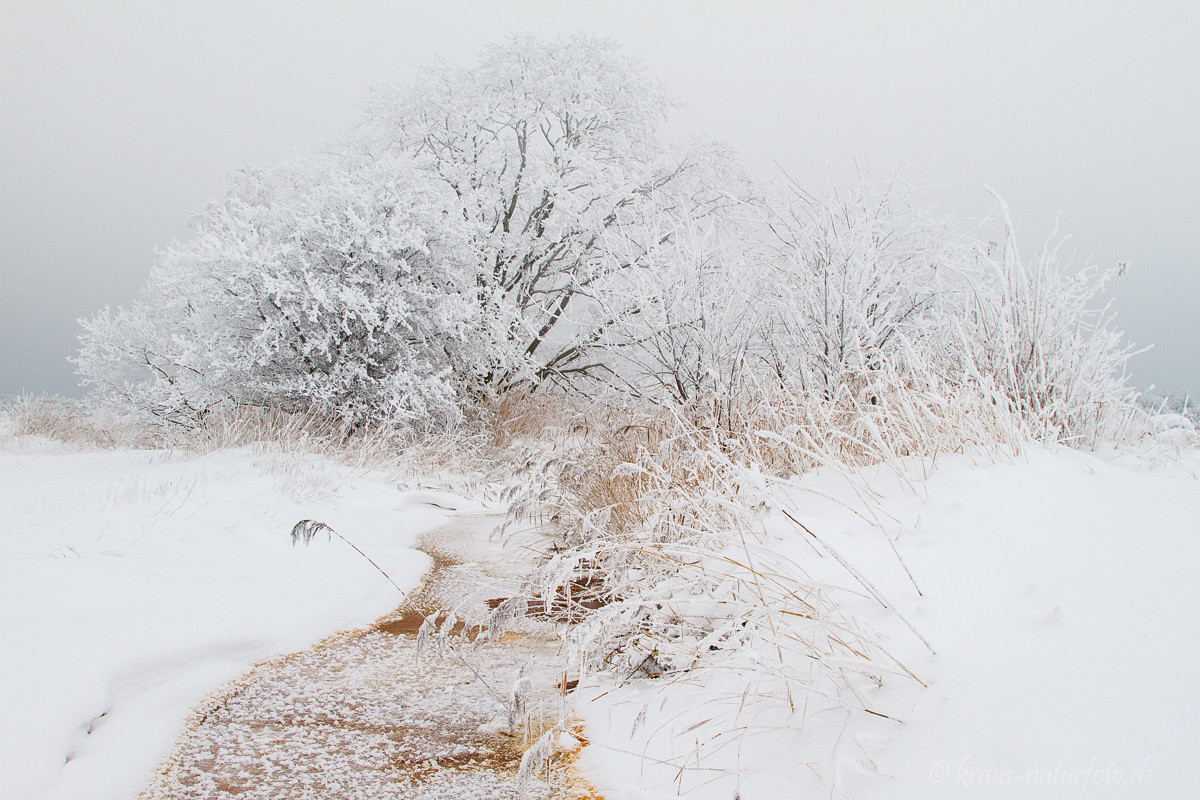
<box><xmin>961</xmin><ymin>196</ymin><xmax>1138</xmax><ymax>444</ymax></box>
<box><xmin>78</xmin><ymin>152</ymin><xmax>475</xmax><ymax>429</ymax></box>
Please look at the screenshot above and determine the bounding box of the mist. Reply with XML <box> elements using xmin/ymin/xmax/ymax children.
<box><xmin>2</xmin><ymin>0</ymin><xmax>1196</xmax><ymax>398</ymax></box>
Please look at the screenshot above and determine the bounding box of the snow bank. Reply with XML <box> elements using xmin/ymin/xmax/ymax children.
<box><xmin>0</xmin><ymin>436</ymin><xmax>448</xmax><ymax>800</ymax></box>
<box><xmin>574</xmin><ymin>446</ymin><xmax>1200</xmax><ymax>798</ymax></box>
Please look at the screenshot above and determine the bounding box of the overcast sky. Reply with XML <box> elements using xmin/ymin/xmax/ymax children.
<box><xmin>2</xmin><ymin>0</ymin><xmax>1197</xmax><ymax>399</ymax></box>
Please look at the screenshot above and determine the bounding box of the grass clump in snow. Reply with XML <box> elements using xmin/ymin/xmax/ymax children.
<box><xmin>2</xmin><ymin>394</ymin><xmax>146</xmax><ymax>450</ymax></box>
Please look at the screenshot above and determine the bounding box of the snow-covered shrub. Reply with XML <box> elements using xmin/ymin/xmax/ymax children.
<box><xmin>622</xmin><ymin>178</ymin><xmax>1145</xmax><ymax>453</ymax></box>
<box><xmin>79</xmin><ymin>152</ymin><xmax>478</xmax><ymax>429</ymax></box>
<box><xmin>760</xmin><ymin>179</ymin><xmax>972</xmax><ymax>399</ymax></box>
<box><xmin>594</xmin><ymin>176</ymin><xmax>1146</xmax><ymax>454</ymax></box>
<box><xmin>592</xmin><ymin>172</ymin><xmax>767</xmax><ymax>417</ymax></box>
<box><xmin>962</xmin><ymin>197</ymin><xmax>1138</xmax><ymax>445</ymax></box>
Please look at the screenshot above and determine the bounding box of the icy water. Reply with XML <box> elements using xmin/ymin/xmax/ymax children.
<box><xmin>141</xmin><ymin>515</ymin><xmax>569</xmax><ymax>800</ymax></box>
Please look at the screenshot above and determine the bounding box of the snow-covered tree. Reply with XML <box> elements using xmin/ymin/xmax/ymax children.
<box><xmin>357</xmin><ymin>34</ymin><xmax>740</xmax><ymax>390</ymax></box>
<box><xmin>78</xmin><ymin>34</ymin><xmax>742</xmax><ymax>427</ymax></box>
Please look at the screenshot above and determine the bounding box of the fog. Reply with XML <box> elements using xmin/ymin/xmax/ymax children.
<box><xmin>2</xmin><ymin>0</ymin><xmax>1196</xmax><ymax>398</ymax></box>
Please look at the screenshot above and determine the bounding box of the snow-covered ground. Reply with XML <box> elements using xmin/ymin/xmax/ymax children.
<box><xmin>0</xmin><ymin>432</ymin><xmax>449</xmax><ymax>800</ymax></box>
<box><xmin>5</xmin><ymin>418</ymin><xmax>1197</xmax><ymax>800</ymax></box>
<box><xmin>574</xmin><ymin>446</ymin><xmax>1200</xmax><ymax>799</ymax></box>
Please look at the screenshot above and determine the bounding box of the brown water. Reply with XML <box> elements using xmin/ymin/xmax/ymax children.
<box><xmin>140</xmin><ymin>515</ymin><xmax>573</xmax><ymax>800</ymax></box>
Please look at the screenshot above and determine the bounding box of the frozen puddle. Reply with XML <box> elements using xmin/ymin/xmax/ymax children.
<box><xmin>142</xmin><ymin>515</ymin><xmax>567</xmax><ymax>800</ymax></box>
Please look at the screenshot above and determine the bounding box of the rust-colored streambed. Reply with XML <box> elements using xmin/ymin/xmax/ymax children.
<box><xmin>140</xmin><ymin>514</ymin><xmax>570</xmax><ymax>800</ymax></box>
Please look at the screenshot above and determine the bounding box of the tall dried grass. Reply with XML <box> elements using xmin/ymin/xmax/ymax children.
<box><xmin>2</xmin><ymin>394</ymin><xmax>146</xmax><ymax>449</ymax></box>
<box><xmin>496</xmin><ymin>385</ymin><xmax>950</xmax><ymax>705</ymax></box>
<box><xmin>1</xmin><ymin>395</ymin><xmax>500</xmax><ymax>497</ymax></box>
<box><xmin>491</xmin><ymin>358</ymin><xmax>1197</xmax><ymax>794</ymax></box>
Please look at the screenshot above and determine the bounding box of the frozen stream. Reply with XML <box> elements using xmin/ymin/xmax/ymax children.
<box><xmin>141</xmin><ymin>514</ymin><xmax>570</xmax><ymax>800</ymax></box>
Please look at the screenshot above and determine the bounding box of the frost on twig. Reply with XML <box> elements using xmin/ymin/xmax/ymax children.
<box><xmin>289</xmin><ymin>519</ymin><xmax>335</xmax><ymax>547</ymax></box>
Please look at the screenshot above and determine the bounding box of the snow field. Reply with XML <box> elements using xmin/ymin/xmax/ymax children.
<box><xmin>573</xmin><ymin>446</ymin><xmax>1200</xmax><ymax>799</ymax></box>
<box><xmin>0</xmin><ymin>433</ymin><xmax>447</xmax><ymax>800</ymax></box>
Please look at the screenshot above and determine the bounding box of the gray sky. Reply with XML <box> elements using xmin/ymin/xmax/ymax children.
<box><xmin>2</xmin><ymin>0</ymin><xmax>1197</xmax><ymax>399</ymax></box>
